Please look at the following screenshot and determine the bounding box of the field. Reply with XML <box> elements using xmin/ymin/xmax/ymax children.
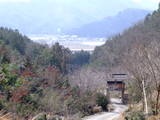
<box><xmin>29</xmin><ymin>34</ymin><xmax>106</xmax><ymax>51</ymax></box>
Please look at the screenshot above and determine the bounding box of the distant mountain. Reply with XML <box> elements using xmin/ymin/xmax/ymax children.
<box><xmin>0</xmin><ymin>0</ymin><xmax>95</xmax><ymax>34</ymax></box>
<box><xmin>90</xmin><ymin>6</ymin><xmax>160</xmax><ymax>69</ymax></box>
<box><xmin>0</xmin><ymin>0</ymin><xmax>152</xmax><ymax>35</ymax></box>
<box><xmin>66</xmin><ymin>9</ymin><xmax>151</xmax><ymax>38</ymax></box>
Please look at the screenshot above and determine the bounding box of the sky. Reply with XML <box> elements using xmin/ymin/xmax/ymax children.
<box><xmin>131</xmin><ymin>0</ymin><xmax>160</xmax><ymax>9</ymax></box>
<box><xmin>0</xmin><ymin>0</ymin><xmax>159</xmax><ymax>9</ymax></box>
<box><xmin>0</xmin><ymin>0</ymin><xmax>159</xmax><ymax>18</ymax></box>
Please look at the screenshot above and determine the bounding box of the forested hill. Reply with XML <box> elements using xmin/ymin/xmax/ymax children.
<box><xmin>66</xmin><ymin>8</ymin><xmax>150</xmax><ymax>38</ymax></box>
<box><xmin>0</xmin><ymin>27</ymin><xmax>74</xmax><ymax>73</ymax></box>
<box><xmin>89</xmin><ymin>6</ymin><xmax>160</xmax><ymax>117</ymax></box>
<box><xmin>91</xmin><ymin>5</ymin><xmax>160</xmax><ymax>68</ymax></box>
<box><xmin>0</xmin><ymin>28</ymin><xmax>32</xmax><ymax>55</ymax></box>
<box><xmin>0</xmin><ymin>27</ymin><xmax>92</xmax><ymax>119</ymax></box>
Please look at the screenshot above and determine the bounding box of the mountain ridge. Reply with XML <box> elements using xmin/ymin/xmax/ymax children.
<box><xmin>0</xmin><ymin>0</ymin><xmax>151</xmax><ymax>35</ymax></box>
<box><xmin>66</xmin><ymin>8</ymin><xmax>151</xmax><ymax>38</ymax></box>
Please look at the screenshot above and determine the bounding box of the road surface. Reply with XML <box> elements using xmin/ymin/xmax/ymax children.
<box><xmin>82</xmin><ymin>98</ymin><xmax>128</xmax><ymax>120</ymax></box>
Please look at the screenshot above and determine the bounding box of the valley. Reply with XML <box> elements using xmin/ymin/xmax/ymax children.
<box><xmin>0</xmin><ymin>0</ymin><xmax>160</xmax><ymax>120</ymax></box>
<box><xmin>29</xmin><ymin>34</ymin><xmax>106</xmax><ymax>51</ymax></box>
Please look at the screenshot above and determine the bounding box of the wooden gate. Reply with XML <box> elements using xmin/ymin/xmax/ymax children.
<box><xmin>107</xmin><ymin>74</ymin><xmax>128</xmax><ymax>104</ymax></box>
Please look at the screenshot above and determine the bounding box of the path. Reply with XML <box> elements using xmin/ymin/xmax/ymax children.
<box><xmin>82</xmin><ymin>98</ymin><xmax>128</xmax><ymax>120</ymax></box>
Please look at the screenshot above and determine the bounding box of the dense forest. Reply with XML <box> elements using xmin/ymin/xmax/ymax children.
<box><xmin>0</xmin><ymin>28</ymin><xmax>100</xmax><ymax>120</ymax></box>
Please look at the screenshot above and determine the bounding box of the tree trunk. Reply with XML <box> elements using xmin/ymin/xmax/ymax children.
<box><xmin>142</xmin><ymin>99</ymin><xmax>145</xmax><ymax>112</ymax></box>
<box><xmin>155</xmin><ymin>85</ymin><xmax>160</xmax><ymax>115</ymax></box>
<box><xmin>142</xmin><ymin>80</ymin><xmax>148</xmax><ymax>115</ymax></box>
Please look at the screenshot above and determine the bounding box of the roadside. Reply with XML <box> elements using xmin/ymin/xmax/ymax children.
<box><xmin>82</xmin><ymin>98</ymin><xmax>128</xmax><ymax>120</ymax></box>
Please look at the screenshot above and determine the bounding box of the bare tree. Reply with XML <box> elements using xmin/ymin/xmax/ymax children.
<box><xmin>69</xmin><ymin>66</ymin><xmax>107</xmax><ymax>92</ymax></box>
<box><xmin>141</xmin><ymin>41</ymin><xmax>160</xmax><ymax>115</ymax></box>
<box><xmin>125</xmin><ymin>41</ymin><xmax>160</xmax><ymax>114</ymax></box>
<box><xmin>124</xmin><ymin>44</ymin><xmax>150</xmax><ymax>114</ymax></box>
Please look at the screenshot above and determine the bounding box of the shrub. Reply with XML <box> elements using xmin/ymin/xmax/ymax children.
<box><xmin>16</xmin><ymin>103</ymin><xmax>38</xmax><ymax>117</ymax></box>
<box><xmin>125</xmin><ymin>111</ymin><xmax>145</xmax><ymax>120</ymax></box>
<box><xmin>32</xmin><ymin>113</ymin><xmax>47</xmax><ymax>120</ymax></box>
<box><xmin>11</xmin><ymin>87</ymin><xmax>29</xmax><ymax>103</ymax></box>
<box><xmin>65</xmin><ymin>88</ymin><xmax>97</xmax><ymax>116</ymax></box>
<box><xmin>0</xmin><ymin>100</ymin><xmax>4</xmax><ymax>110</ymax></box>
<box><xmin>40</xmin><ymin>89</ymin><xmax>64</xmax><ymax>114</ymax></box>
<box><xmin>15</xmin><ymin>93</ymin><xmax>40</xmax><ymax>117</ymax></box>
<box><xmin>96</xmin><ymin>93</ymin><xmax>110</xmax><ymax>111</ymax></box>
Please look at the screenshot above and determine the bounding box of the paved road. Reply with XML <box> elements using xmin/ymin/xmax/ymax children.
<box><xmin>82</xmin><ymin>99</ymin><xmax>128</xmax><ymax>120</ymax></box>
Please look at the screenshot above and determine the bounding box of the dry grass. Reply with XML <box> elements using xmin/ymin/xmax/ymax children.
<box><xmin>118</xmin><ymin>112</ymin><xmax>125</xmax><ymax>120</ymax></box>
<box><xmin>0</xmin><ymin>110</ymin><xmax>13</xmax><ymax>120</ymax></box>
<box><xmin>0</xmin><ymin>110</ymin><xmax>22</xmax><ymax>120</ymax></box>
<box><xmin>147</xmin><ymin>114</ymin><xmax>160</xmax><ymax>120</ymax></box>
<box><xmin>112</xmin><ymin>112</ymin><xmax>125</xmax><ymax>120</ymax></box>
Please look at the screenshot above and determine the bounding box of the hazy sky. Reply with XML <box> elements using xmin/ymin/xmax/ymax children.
<box><xmin>0</xmin><ymin>0</ymin><xmax>159</xmax><ymax>17</ymax></box>
<box><xmin>0</xmin><ymin>0</ymin><xmax>159</xmax><ymax>9</ymax></box>
<box><xmin>0</xmin><ymin>0</ymin><xmax>159</xmax><ymax>19</ymax></box>
<box><xmin>0</xmin><ymin>0</ymin><xmax>159</xmax><ymax>10</ymax></box>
